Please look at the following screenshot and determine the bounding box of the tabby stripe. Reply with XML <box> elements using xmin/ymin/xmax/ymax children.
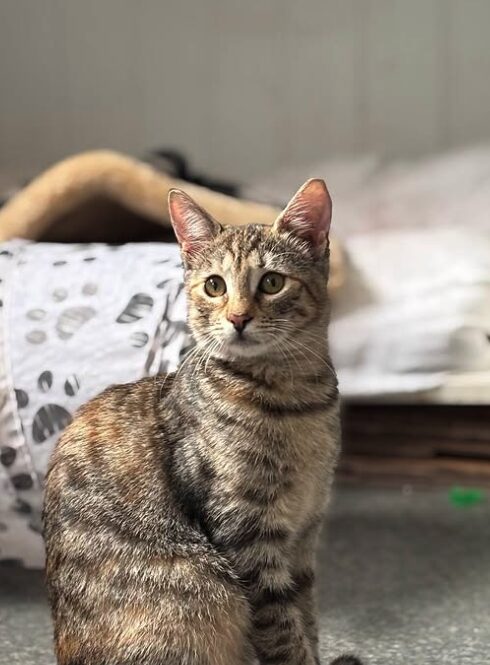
<box><xmin>208</xmin><ymin>366</ymin><xmax>332</xmax><ymax>417</ymax></box>
<box><xmin>253</xmin><ymin>397</ymin><xmax>332</xmax><ymax>416</ymax></box>
<box><xmin>257</xmin><ymin>648</ymin><xmax>294</xmax><ymax>665</ymax></box>
<box><xmin>212</xmin><ymin>407</ymin><xmax>242</xmax><ymax>429</ymax></box>
<box><xmin>274</xmin><ymin>632</ymin><xmax>294</xmax><ymax>648</ymax></box>
<box><xmin>294</xmin><ymin>277</ymin><xmax>321</xmax><ymax>307</ymax></box>
<box><xmin>207</xmin><ymin>366</ymin><xmax>337</xmax><ymax>413</ymax></box>
<box><xmin>211</xmin><ymin>523</ymin><xmax>289</xmax><ymax>551</ymax></box>
<box><xmin>254</xmin><ymin>585</ymin><xmax>298</xmax><ymax>609</ymax></box>
<box><xmin>256</xmin><ymin>640</ymin><xmax>309</xmax><ymax>665</ymax></box>
<box><xmin>165</xmin><ymin>441</ymin><xmax>213</xmax><ymax>526</ymax></box>
<box><xmin>212</xmin><ymin>418</ymin><xmax>289</xmax><ymax>462</ymax></box>
<box><xmin>243</xmin><ymin>229</ymin><xmax>262</xmax><ymax>256</ymax></box>
<box><xmin>293</xmin><ymin>569</ymin><xmax>315</xmax><ymax>591</ymax></box>
<box><xmin>254</xmin><ymin>611</ymin><xmax>295</xmax><ymax>631</ymax></box>
<box><xmin>57</xmin><ymin>508</ymin><xmax>155</xmax><ymax>549</ymax></box>
<box><xmin>241</xmin><ymin>485</ymin><xmax>278</xmax><ymax>506</ymax></box>
<box><xmin>63</xmin><ymin>459</ymin><xmax>90</xmax><ymax>491</ymax></box>
<box><xmin>236</xmin><ymin>445</ymin><xmax>284</xmax><ymax>471</ymax></box>
<box><xmin>213</xmin><ymin>359</ymin><xmax>273</xmax><ymax>389</ymax></box>
<box><xmin>253</xmin><ymin>615</ymin><xmax>277</xmax><ymax>630</ymax></box>
<box><xmin>241</xmin><ymin>559</ymin><xmax>283</xmax><ymax>586</ymax></box>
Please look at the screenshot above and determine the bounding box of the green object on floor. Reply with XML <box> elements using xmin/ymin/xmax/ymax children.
<box><xmin>449</xmin><ymin>486</ymin><xmax>485</xmax><ymax>508</ymax></box>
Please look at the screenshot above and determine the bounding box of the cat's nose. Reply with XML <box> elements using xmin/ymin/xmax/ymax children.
<box><xmin>227</xmin><ymin>313</ymin><xmax>253</xmax><ymax>333</ymax></box>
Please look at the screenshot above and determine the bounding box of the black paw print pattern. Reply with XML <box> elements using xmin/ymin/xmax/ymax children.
<box><xmin>117</xmin><ymin>293</ymin><xmax>157</xmax><ymax>350</ymax></box>
<box><xmin>31</xmin><ymin>371</ymin><xmax>80</xmax><ymax>444</ymax></box>
<box><xmin>0</xmin><ymin>444</ymin><xmax>35</xmax><ymax>493</ymax></box>
<box><xmin>15</xmin><ymin>370</ymin><xmax>80</xmax><ymax>446</ymax></box>
<box><xmin>1</xmin><ymin>370</ymin><xmax>80</xmax><ymax>542</ymax></box>
<box><xmin>116</xmin><ymin>293</ymin><xmax>154</xmax><ymax>323</ymax></box>
<box><xmin>143</xmin><ymin>281</ymin><xmax>192</xmax><ymax>375</ymax></box>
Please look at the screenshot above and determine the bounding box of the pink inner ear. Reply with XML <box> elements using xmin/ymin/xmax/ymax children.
<box><xmin>168</xmin><ymin>189</ymin><xmax>219</xmax><ymax>255</ymax></box>
<box><xmin>276</xmin><ymin>179</ymin><xmax>332</xmax><ymax>248</ymax></box>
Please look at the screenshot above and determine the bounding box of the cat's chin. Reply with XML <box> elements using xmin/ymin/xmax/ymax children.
<box><xmin>219</xmin><ymin>338</ymin><xmax>270</xmax><ymax>360</ymax></box>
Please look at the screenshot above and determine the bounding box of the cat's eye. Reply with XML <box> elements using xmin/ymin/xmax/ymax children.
<box><xmin>204</xmin><ymin>275</ymin><xmax>226</xmax><ymax>297</ymax></box>
<box><xmin>259</xmin><ymin>272</ymin><xmax>285</xmax><ymax>295</ymax></box>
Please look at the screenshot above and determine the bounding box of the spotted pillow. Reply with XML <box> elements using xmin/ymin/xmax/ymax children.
<box><xmin>0</xmin><ymin>240</ymin><xmax>190</xmax><ymax>567</ymax></box>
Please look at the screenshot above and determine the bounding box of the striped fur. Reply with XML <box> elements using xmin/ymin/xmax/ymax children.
<box><xmin>43</xmin><ymin>181</ymin><xmax>362</xmax><ymax>665</ymax></box>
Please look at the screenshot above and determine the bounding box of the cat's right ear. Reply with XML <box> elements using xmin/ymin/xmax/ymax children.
<box><xmin>168</xmin><ymin>189</ymin><xmax>222</xmax><ymax>261</ymax></box>
<box><xmin>273</xmin><ymin>179</ymin><xmax>332</xmax><ymax>256</ymax></box>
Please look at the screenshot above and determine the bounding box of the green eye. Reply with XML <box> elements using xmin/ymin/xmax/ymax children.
<box><xmin>204</xmin><ymin>275</ymin><xmax>226</xmax><ymax>297</ymax></box>
<box><xmin>259</xmin><ymin>272</ymin><xmax>285</xmax><ymax>295</ymax></box>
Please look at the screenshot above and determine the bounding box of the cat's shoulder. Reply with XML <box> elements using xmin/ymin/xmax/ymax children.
<box><xmin>78</xmin><ymin>374</ymin><xmax>175</xmax><ymax>420</ymax></box>
<box><xmin>53</xmin><ymin>374</ymin><xmax>174</xmax><ymax>452</ymax></box>
<box><xmin>48</xmin><ymin>374</ymin><xmax>175</xmax><ymax>467</ymax></box>
<box><xmin>46</xmin><ymin>374</ymin><xmax>175</xmax><ymax>492</ymax></box>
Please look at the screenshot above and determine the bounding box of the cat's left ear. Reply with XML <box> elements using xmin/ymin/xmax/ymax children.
<box><xmin>168</xmin><ymin>189</ymin><xmax>222</xmax><ymax>261</ymax></box>
<box><xmin>273</xmin><ymin>179</ymin><xmax>332</xmax><ymax>254</ymax></box>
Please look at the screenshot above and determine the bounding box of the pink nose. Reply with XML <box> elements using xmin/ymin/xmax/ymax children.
<box><xmin>227</xmin><ymin>313</ymin><xmax>253</xmax><ymax>333</ymax></box>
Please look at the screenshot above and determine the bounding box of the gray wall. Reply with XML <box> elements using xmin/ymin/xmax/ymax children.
<box><xmin>1</xmin><ymin>0</ymin><xmax>490</xmax><ymax>183</ymax></box>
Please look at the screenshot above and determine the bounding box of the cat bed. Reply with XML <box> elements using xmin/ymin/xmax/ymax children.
<box><xmin>0</xmin><ymin>150</ymin><xmax>343</xmax><ymax>288</ymax></box>
<box><xmin>0</xmin><ymin>150</ymin><xmax>281</xmax><ymax>242</ymax></box>
<box><xmin>0</xmin><ymin>239</ymin><xmax>191</xmax><ymax>567</ymax></box>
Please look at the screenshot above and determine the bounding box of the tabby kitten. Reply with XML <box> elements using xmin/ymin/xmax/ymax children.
<box><xmin>43</xmin><ymin>179</ymin><xmax>362</xmax><ymax>665</ymax></box>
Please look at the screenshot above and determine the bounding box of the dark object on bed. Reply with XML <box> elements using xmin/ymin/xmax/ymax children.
<box><xmin>147</xmin><ymin>148</ymin><xmax>240</xmax><ymax>197</ymax></box>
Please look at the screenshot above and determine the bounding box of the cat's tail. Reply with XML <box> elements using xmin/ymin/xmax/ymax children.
<box><xmin>330</xmin><ymin>656</ymin><xmax>364</xmax><ymax>665</ymax></box>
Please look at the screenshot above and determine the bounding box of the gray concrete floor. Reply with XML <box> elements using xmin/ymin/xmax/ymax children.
<box><xmin>1</xmin><ymin>486</ymin><xmax>489</xmax><ymax>665</ymax></box>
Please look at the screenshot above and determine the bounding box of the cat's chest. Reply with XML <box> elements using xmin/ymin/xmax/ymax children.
<box><xmin>212</xmin><ymin>412</ymin><xmax>337</xmax><ymax>530</ymax></box>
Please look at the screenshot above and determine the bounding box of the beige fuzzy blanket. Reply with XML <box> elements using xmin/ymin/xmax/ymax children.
<box><xmin>0</xmin><ymin>151</ymin><xmax>343</xmax><ymax>291</ymax></box>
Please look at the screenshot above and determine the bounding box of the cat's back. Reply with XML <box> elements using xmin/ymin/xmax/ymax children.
<box><xmin>43</xmin><ymin>374</ymin><xmax>252</xmax><ymax>665</ymax></box>
<box><xmin>43</xmin><ymin>374</ymin><xmax>175</xmax><ymax>543</ymax></box>
<box><xmin>48</xmin><ymin>374</ymin><xmax>170</xmax><ymax>470</ymax></box>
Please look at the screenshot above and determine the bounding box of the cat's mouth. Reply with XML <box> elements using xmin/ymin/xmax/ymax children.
<box><xmin>231</xmin><ymin>335</ymin><xmax>259</xmax><ymax>346</ymax></box>
<box><xmin>230</xmin><ymin>324</ymin><xmax>263</xmax><ymax>344</ymax></box>
<box><xmin>221</xmin><ymin>331</ymin><xmax>266</xmax><ymax>358</ymax></box>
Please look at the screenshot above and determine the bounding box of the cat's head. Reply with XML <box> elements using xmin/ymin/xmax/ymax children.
<box><xmin>169</xmin><ymin>179</ymin><xmax>332</xmax><ymax>360</ymax></box>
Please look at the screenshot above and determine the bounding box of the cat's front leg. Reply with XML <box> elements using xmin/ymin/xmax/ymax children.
<box><xmin>208</xmin><ymin>515</ymin><xmax>316</xmax><ymax>664</ymax></box>
<box><xmin>291</xmin><ymin>519</ymin><xmax>324</xmax><ymax>663</ymax></box>
<box><xmin>237</xmin><ymin>543</ymin><xmax>318</xmax><ymax>665</ymax></box>
<box><xmin>248</xmin><ymin>567</ymin><xmax>317</xmax><ymax>665</ymax></box>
